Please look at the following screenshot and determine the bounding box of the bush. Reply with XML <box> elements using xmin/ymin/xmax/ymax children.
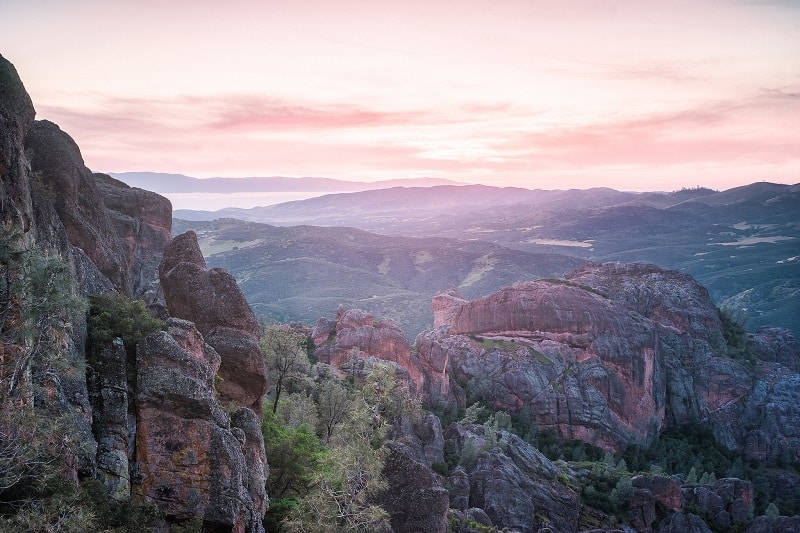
<box><xmin>88</xmin><ymin>292</ymin><xmax>164</xmax><ymax>355</ymax></box>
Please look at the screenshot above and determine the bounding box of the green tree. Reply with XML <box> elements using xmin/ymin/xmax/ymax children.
<box><xmin>610</xmin><ymin>475</ymin><xmax>633</xmax><ymax>507</ymax></box>
<box><xmin>765</xmin><ymin>502</ymin><xmax>780</xmax><ymax>519</ymax></box>
<box><xmin>277</xmin><ymin>392</ymin><xmax>319</xmax><ymax>430</ymax></box>
<box><xmin>87</xmin><ymin>292</ymin><xmax>164</xmax><ymax>356</ymax></box>
<box><xmin>284</xmin><ymin>398</ymin><xmax>390</xmax><ymax>532</ymax></box>
<box><xmin>317</xmin><ymin>379</ymin><xmax>353</xmax><ymax>444</ymax></box>
<box><xmin>1</xmin><ymin>235</ymin><xmax>85</xmax><ymax>403</ymax></box>
<box><xmin>261</xmin><ymin>325</ymin><xmax>311</xmax><ymax>414</ymax></box>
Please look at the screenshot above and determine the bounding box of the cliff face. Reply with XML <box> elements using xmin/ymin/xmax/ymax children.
<box><xmin>135</xmin><ymin>319</ymin><xmax>267</xmax><ymax>530</ymax></box>
<box><xmin>313</xmin><ymin>307</ymin><xmax>426</xmax><ymax>396</ymax></box>
<box><xmin>1</xmin><ymin>54</ymin><xmax>267</xmax><ymax>531</ymax></box>
<box><xmin>160</xmin><ymin>230</ymin><xmax>269</xmax><ymax>414</ymax></box>
<box><xmin>425</xmin><ymin>262</ymin><xmax>800</xmax><ymax>458</ymax></box>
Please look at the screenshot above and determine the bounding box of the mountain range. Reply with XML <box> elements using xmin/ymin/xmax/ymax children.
<box><xmin>167</xmin><ymin>181</ymin><xmax>800</xmax><ymax>337</ymax></box>
<box><xmin>109</xmin><ymin>171</ymin><xmax>462</xmax><ymax>193</ymax></box>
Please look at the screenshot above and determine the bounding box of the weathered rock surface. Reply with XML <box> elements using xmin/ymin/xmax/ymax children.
<box><xmin>656</xmin><ymin>512</ymin><xmax>712</xmax><ymax>533</ymax></box>
<box><xmin>627</xmin><ymin>475</ymin><xmax>685</xmax><ymax>531</ymax></box>
<box><xmin>424</xmin><ymin>262</ymin><xmax>800</xmax><ymax>458</ymax></box>
<box><xmin>375</xmin><ymin>442</ymin><xmax>450</xmax><ymax>533</ymax></box>
<box><xmin>0</xmin><ymin>53</ymin><xmax>35</xmax><ymax>231</ymax></box>
<box><xmin>314</xmin><ymin>308</ymin><xmax>426</xmax><ymax>396</ymax></box>
<box><xmin>745</xmin><ymin>515</ymin><xmax>800</xmax><ymax>533</ymax></box>
<box><xmin>25</xmin><ymin>121</ymin><xmax>170</xmax><ymax>297</ymax></box>
<box><xmin>1</xmin><ymin>53</ymin><xmax>98</xmax><ymax>484</ymax></box>
<box><xmin>135</xmin><ymin>318</ymin><xmax>267</xmax><ymax>531</ymax></box>
<box><xmin>160</xmin><ymin>231</ymin><xmax>268</xmax><ymax>413</ymax></box>
<box><xmin>749</xmin><ymin>327</ymin><xmax>800</xmax><ymax>372</ymax></box>
<box><xmin>93</xmin><ymin>172</ymin><xmax>172</xmax><ymax>297</ymax></box>
<box><xmin>682</xmin><ymin>478</ymin><xmax>754</xmax><ymax>530</ymax></box>
<box><xmin>87</xmin><ymin>339</ymin><xmax>132</xmax><ymax>500</ymax></box>
<box><xmin>444</xmin><ymin>423</ymin><xmax>580</xmax><ymax>533</ymax></box>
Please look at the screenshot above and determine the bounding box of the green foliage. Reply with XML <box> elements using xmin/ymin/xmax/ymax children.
<box><xmin>283</xmin><ymin>398</ymin><xmax>390</xmax><ymax>532</ymax></box>
<box><xmin>260</xmin><ymin>324</ymin><xmax>311</xmax><ymax>413</ymax></box>
<box><xmin>262</xmin><ymin>408</ymin><xmax>328</xmax><ymax>530</ymax></box>
<box><xmin>87</xmin><ymin>292</ymin><xmax>164</xmax><ymax>356</ymax></box>
<box><xmin>718</xmin><ymin>307</ymin><xmax>756</xmax><ymax>363</ymax></box>
<box><xmin>609</xmin><ymin>475</ymin><xmax>633</xmax><ymax>507</ymax></box>
<box><xmin>764</xmin><ymin>502</ymin><xmax>780</xmax><ymax>519</ymax></box>
<box><xmin>1</xmin><ymin>230</ymin><xmax>86</xmax><ymax>402</ymax></box>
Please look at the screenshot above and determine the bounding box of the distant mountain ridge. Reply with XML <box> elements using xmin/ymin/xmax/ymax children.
<box><xmin>173</xmin><ymin>181</ymin><xmax>800</xmax><ymax>335</ymax></box>
<box><xmin>110</xmin><ymin>171</ymin><xmax>463</xmax><ymax>194</ymax></box>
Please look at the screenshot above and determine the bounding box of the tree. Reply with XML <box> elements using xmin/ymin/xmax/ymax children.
<box><xmin>277</xmin><ymin>392</ymin><xmax>319</xmax><ymax>430</ymax></box>
<box><xmin>261</xmin><ymin>325</ymin><xmax>311</xmax><ymax>413</ymax></box>
<box><xmin>610</xmin><ymin>475</ymin><xmax>633</xmax><ymax>507</ymax></box>
<box><xmin>87</xmin><ymin>292</ymin><xmax>164</xmax><ymax>356</ymax></box>
<box><xmin>765</xmin><ymin>502</ymin><xmax>780</xmax><ymax>519</ymax></box>
<box><xmin>284</xmin><ymin>398</ymin><xmax>390</xmax><ymax>532</ymax></box>
<box><xmin>1</xmin><ymin>233</ymin><xmax>85</xmax><ymax>404</ymax></box>
<box><xmin>317</xmin><ymin>379</ymin><xmax>353</xmax><ymax>444</ymax></box>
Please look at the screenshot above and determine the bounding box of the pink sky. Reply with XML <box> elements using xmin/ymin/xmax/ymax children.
<box><xmin>3</xmin><ymin>0</ymin><xmax>800</xmax><ymax>192</ymax></box>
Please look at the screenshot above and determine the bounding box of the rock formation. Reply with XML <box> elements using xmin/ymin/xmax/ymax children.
<box><xmin>424</xmin><ymin>262</ymin><xmax>800</xmax><ymax>459</ymax></box>
<box><xmin>24</xmin><ymin>121</ymin><xmax>171</xmax><ymax>298</ymax></box>
<box><xmin>135</xmin><ymin>318</ymin><xmax>267</xmax><ymax>531</ymax></box>
<box><xmin>160</xmin><ymin>230</ymin><xmax>268</xmax><ymax>413</ymax></box>
<box><xmin>375</xmin><ymin>442</ymin><xmax>450</xmax><ymax>533</ymax></box>
<box><xmin>443</xmin><ymin>423</ymin><xmax>581</xmax><ymax>533</ymax></box>
<box><xmin>313</xmin><ymin>307</ymin><xmax>426</xmax><ymax>396</ymax></box>
<box><xmin>1</xmin><ymin>54</ymin><xmax>267</xmax><ymax>531</ymax></box>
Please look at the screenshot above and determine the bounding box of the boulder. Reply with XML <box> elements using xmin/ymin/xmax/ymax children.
<box><xmin>160</xmin><ymin>231</ymin><xmax>267</xmax><ymax>413</ymax></box>
<box><xmin>746</xmin><ymin>515</ymin><xmax>800</xmax><ymax>533</ymax></box>
<box><xmin>445</xmin><ymin>423</ymin><xmax>580</xmax><ymax>533</ymax></box>
<box><xmin>375</xmin><ymin>442</ymin><xmax>449</xmax><ymax>533</ymax></box>
<box><xmin>682</xmin><ymin>478</ymin><xmax>753</xmax><ymax>530</ymax></box>
<box><xmin>628</xmin><ymin>475</ymin><xmax>684</xmax><ymax>531</ymax></box>
<box><xmin>134</xmin><ymin>318</ymin><xmax>266</xmax><ymax>532</ymax></box>
<box><xmin>656</xmin><ymin>513</ymin><xmax>712</xmax><ymax>532</ymax></box>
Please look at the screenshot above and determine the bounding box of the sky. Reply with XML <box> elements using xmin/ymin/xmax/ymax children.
<box><xmin>3</xmin><ymin>0</ymin><xmax>800</xmax><ymax>193</ymax></box>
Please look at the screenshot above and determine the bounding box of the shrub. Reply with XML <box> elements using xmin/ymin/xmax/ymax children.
<box><xmin>87</xmin><ymin>292</ymin><xmax>164</xmax><ymax>355</ymax></box>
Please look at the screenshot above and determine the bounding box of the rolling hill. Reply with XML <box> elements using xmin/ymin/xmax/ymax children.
<box><xmin>173</xmin><ymin>182</ymin><xmax>800</xmax><ymax>335</ymax></box>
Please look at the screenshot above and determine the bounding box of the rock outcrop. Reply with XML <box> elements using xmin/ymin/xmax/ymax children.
<box><xmin>24</xmin><ymin>122</ymin><xmax>171</xmax><ymax>297</ymax></box>
<box><xmin>2</xmin><ymin>55</ymin><xmax>267</xmax><ymax>531</ymax></box>
<box><xmin>444</xmin><ymin>423</ymin><xmax>580</xmax><ymax>533</ymax></box>
<box><xmin>424</xmin><ymin>262</ymin><xmax>800</xmax><ymax>458</ymax></box>
<box><xmin>0</xmin><ymin>53</ymin><xmax>35</xmax><ymax>232</ymax></box>
<box><xmin>160</xmin><ymin>230</ymin><xmax>268</xmax><ymax>413</ymax></box>
<box><xmin>375</xmin><ymin>442</ymin><xmax>450</xmax><ymax>533</ymax></box>
<box><xmin>313</xmin><ymin>308</ymin><xmax>426</xmax><ymax>396</ymax></box>
<box><xmin>135</xmin><ymin>318</ymin><xmax>267</xmax><ymax>531</ymax></box>
<box><xmin>682</xmin><ymin>478</ymin><xmax>754</xmax><ymax>530</ymax></box>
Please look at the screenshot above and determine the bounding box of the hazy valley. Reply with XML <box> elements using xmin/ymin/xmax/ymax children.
<box><xmin>172</xmin><ymin>181</ymin><xmax>800</xmax><ymax>337</ymax></box>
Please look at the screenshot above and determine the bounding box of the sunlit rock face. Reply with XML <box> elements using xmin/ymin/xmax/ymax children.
<box><xmin>313</xmin><ymin>307</ymin><xmax>426</xmax><ymax>396</ymax></box>
<box><xmin>423</xmin><ymin>262</ymin><xmax>800</xmax><ymax>458</ymax></box>
<box><xmin>160</xmin><ymin>230</ymin><xmax>268</xmax><ymax>413</ymax></box>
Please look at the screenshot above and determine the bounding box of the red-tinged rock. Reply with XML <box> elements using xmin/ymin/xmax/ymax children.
<box><xmin>160</xmin><ymin>231</ymin><xmax>267</xmax><ymax>413</ymax></box>
<box><xmin>135</xmin><ymin>318</ymin><xmax>266</xmax><ymax>531</ymax></box>
<box><xmin>314</xmin><ymin>307</ymin><xmax>426</xmax><ymax>396</ymax></box>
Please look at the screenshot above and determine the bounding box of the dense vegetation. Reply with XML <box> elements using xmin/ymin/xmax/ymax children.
<box><xmin>1</xmin><ymin>229</ymin><xmax>797</xmax><ymax>531</ymax></box>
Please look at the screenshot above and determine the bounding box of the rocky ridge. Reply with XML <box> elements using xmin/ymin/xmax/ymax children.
<box><xmin>1</xmin><ymin>54</ymin><xmax>267</xmax><ymax>531</ymax></box>
<box><xmin>424</xmin><ymin>262</ymin><xmax>800</xmax><ymax>460</ymax></box>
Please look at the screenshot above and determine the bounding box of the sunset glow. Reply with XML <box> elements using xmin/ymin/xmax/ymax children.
<box><xmin>3</xmin><ymin>0</ymin><xmax>799</xmax><ymax>191</ymax></box>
